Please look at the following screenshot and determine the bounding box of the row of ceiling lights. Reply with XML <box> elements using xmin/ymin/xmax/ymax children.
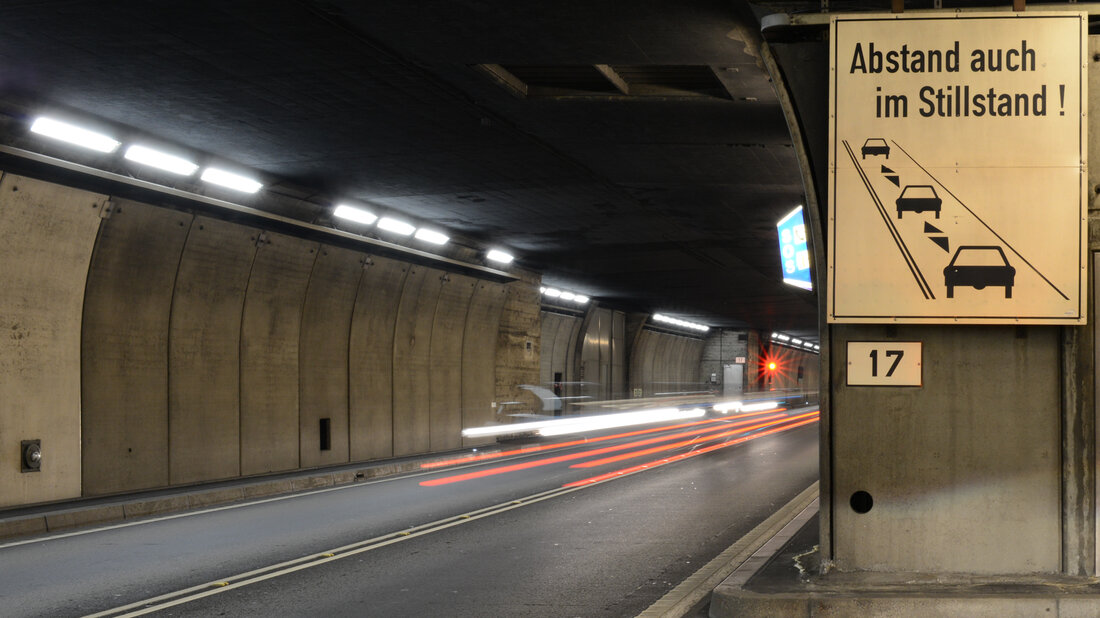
<box><xmin>652</xmin><ymin>314</ymin><xmax>710</xmax><ymax>333</ymax></box>
<box><xmin>771</xmin><ymin>331</ymin><xmax>819</xmax><ymax>352</ymax></box>
<box><xmin>539</xmin><ymin>286</ymin><xmax>590</xmax><ymax>305</ymax></box>
<box><xmin>27</xmin><ymin>116</ymin><xmax>515</xmax><ymax>265</ymax></box>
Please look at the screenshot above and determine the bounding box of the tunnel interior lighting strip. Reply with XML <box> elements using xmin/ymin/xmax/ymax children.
<box><xmin>770</xmin><ymin>331</ymin><xmax>820</xmax><ymax>353</ymax></box>
<box><xmin>413</xmin><ymin>228</ymin><xmax>449</xmax><ymax>245</ymax></box>
<box><xmin>333</xmin><ymin>204</ymin><xmax>378</xmax><ymax>225</ymax></box>
<box><xmin>486</xmin><ymin>249</ymin><xmax>514</xmax><ymax>264</ymax></box>
<box><xmin>652</xmin><ymin>313</ymin><xmax>709</xmax><ymax>332</ymax></box>
<box><xmin>23</xmin><ymin>113</ymin><xmax>522</xmax><ymax>270</ymax></box>
<box><xmin>30</xmin><ymin>116</ymin><xmax>120</xmax><ymax>153</ymax></box>
<box><xmin>200</xmin><ymin>167</ymin><xmax>262</xmax><ymax>193</ymax></box>
<box><xmin>540</xmin><ymin>286</ymin><xmax>589</xmax><ymax>305</ymax></box>
<box><xmin>377</xmin><ymin>217</ymin><xmax>415</xmax><ymax>235</ymax></box>
<box><xmin>124</xmin><ymin>145</ymin><xmax>198</xmax><ymax>176</ymax></box>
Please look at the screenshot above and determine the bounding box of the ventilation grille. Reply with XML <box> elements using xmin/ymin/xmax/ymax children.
<box><xmin>477</xmin><ymin>64</ymin><xmax>731</xmax><ymax>100</ymax></box>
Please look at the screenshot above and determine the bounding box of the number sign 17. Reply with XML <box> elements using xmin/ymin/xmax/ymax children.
<box><xmin>847</xmin><ymin>342</ymin><xmax>922</xmax><ymax>386</ymax></box>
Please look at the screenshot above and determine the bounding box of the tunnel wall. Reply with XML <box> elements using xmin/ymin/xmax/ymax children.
<box><xmin>0</xmin><ymin>169</ymin><xmax>534</xmax><ymax>507</ymax></box>
<box><xmin>628</xmin><ymin>329</ymin><xmax>705</xmax><ymax>398</ymax></box>
<box><xmin>0</xmin><ymin>175</ymin><xmax>104</xmax><ymax>506</ymax></box>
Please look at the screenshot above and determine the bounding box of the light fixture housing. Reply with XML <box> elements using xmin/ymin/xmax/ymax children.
<box><xmin>486</xmin><ymin>249</ymin><xmax>514</xmax><ymax>264</ymax></box>
<box><xmin>377</xmin><ymin>217</ymin><xmax>415</xmax><ymax>236</ymax></box>
<box><xmin>30</xmin><ymin>117</ymin><xmax>120</xmax><ymax>153</ymax></box>
<box><xmin>414</xmin><ymin>228</ymin><xmax>449</xmax><ymax>245</ymax></box>
<box><xmin>201</xmin><ymin>167</ymin><xmax>262</xmax><ymax>193</ymax></box>
<box><xmin>124</xmin><ymin>145</ymin><xmax>198</xmax><ymax>175</ymax></box>
<box><xmin>333</xmin><ymin>204</ymin><xmax>378</xmax><ymax>225</ymax></box>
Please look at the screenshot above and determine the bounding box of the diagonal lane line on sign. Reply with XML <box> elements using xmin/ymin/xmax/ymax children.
<box><xmin>843</xmin><ymin>139</ymin><xmax>934</xmax><ymax>299</ymax></box>
<box><xmin>891</xmin><ymin>139</ymin><xmax>1069</xmax><ymax>300</ymax></box>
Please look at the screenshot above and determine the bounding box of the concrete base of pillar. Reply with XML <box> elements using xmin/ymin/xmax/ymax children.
<box><xmin>710</xmin><ymin>515</ymin><xmax>1100</xmax><ymax>617</ymax></box>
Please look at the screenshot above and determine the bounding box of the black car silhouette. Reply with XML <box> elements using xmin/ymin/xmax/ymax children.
<box><xmin>944</xmin><ymin>246</ymin><xmax>1015</xmax><ymax>299</ymax></box>
<box><xmin>861</xmin><ymin>138</ymin><xmax>890</xmax><ymax>159</ymax></box>
<box><xmin>896</xmin><ymin>185</ymin><xmax>941</xmax><ymax>219</ymax></box>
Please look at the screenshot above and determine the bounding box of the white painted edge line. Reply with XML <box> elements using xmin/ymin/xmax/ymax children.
<box><xmin>0</xmin><ymin>445</ymin><xmax>584</xmax><ymax>550</ymax></box>
<box><xmin>84</xmin><ymin>464</ymin><xmax>652</xmax><ymax>618</ymax></box>
<box><xmin>637</xmin><ymin>481</ymin><xmax>819</xmax><ymax>618</ymax></box>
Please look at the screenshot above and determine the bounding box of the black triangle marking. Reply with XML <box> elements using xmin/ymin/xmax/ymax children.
<box><xmin>930</xmin><ymin>236</ymin><xmax>949</xmax><ymax>253</ymax></box>
<box><xmin>924</xmin><ymin>222</ymin><xmax>943</xmax><ymax>234</ymax></box>
<box><xmin>886</xmin><ymin>175</ymin><xmax>900</xmax><ymax>187</ymax></box>
<box><xmin>881</xmin><ymin>165</ymin><xmax>895</xmax><ymax>174</ymax></box>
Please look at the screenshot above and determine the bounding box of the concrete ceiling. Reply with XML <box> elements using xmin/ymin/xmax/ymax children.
<box><xmin>0</xmin><ymin>0</ymin><xmax>817</xmax><ymax>338</ymax></box>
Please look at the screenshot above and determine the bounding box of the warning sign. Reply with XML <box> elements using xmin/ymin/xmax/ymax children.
<box><xmin>828</xmin><ymin>13</ymin><xmax>1087</xmax><ymax>324</ymax></box>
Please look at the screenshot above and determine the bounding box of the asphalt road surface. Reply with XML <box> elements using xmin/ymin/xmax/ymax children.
<box><xmin>0</xmin><ymin>407</ymin><xmax>819</xmax><ymax>617</ymax></box>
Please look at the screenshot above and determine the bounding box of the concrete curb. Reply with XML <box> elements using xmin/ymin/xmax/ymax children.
<box><xmin>0</xmin><ymin>449</ymin><xmax>497</xmax><ymax>542</ymax></box>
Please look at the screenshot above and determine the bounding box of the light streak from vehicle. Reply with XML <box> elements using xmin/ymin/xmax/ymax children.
<box><xmin>569</xmin><ymin>411</ymin><xmax>820</xmax><ymax>469</ymax></box>
<box><xmin>537</xmin><ymin>407</ymin><xmax>707</xmax><ymax>437</ymax></box>
<box><xmin>422</xmin><ymin>408</ymin><xmax>789</xmax><ymax>470</ymax></box>
<box><xmin>562</xmin><ymin>413</ymin><xmax>821</xmax><ymax>487</ymax></box>
<box><xmin>419</xmin><ymin>410</ymin><xmax>790</xmax><ymax>486</ymax></box>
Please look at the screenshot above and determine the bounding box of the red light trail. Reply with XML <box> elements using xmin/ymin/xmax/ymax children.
<box><xmin>563</xmin><ymin>413</ymin><xmax>820</xmax><ymax>488</ymax></box>
<box><xmin>419</xmin><ymin>409</ymin><xmax>787</xmax><ymax>470</ymax></box>
<box><xmin>418</xmin><ymin>410</ymin><xmax>788</xmax><ymax>487</ymax></box>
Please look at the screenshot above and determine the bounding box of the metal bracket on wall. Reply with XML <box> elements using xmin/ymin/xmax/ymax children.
<box><xmin>97</xmin><ymin>198</ymin><xmax>113</xmax><ymax>220</ymax></box>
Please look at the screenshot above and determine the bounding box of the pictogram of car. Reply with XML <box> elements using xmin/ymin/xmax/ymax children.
<box><xmin>861</xmin><ymin>138</ymin><xmax>889</xmax><ymax>159</ymax></box>
<box><xmin>896</xmin><ymin>185</ymin><xmax>941</xmax><ymax>219</ymax></box>
<box><xmin>944</xmin><ymin>245</ymin><xmax>1015</xmax><ymax>299</ymax></box>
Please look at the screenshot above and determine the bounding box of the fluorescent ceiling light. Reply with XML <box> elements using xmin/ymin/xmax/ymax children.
<box><xmin>414</xmin><ymin>228</ymin><xmax>449</xmax><ymax>245</ymax></box>
<box><xmin>201</xmin><ymin>167</ymin><xmax>262</xmax><ymax>193</ymax></box>
<box><xmin>487</xmin><ymin>249</ymin><xmax>514</xmax><ymax>264</ymax></box>
<box><xmin>377</xmin><ymin>217</ymin><xmax>415</xmax><ymax>235</ymax></box>
<box><xmin>334</xmin><ymin>204</ymin><xmax>378</xmax><ymax>225</ymax></box>
<box><xmin>792</xmin><ymin>338</ymin><xmax>803</xmax><ymax>345</ymax></box>
<box><xmin>777</xmin><ymin>334</ymin><xmax>790</xmax><ymax>341</ymax></box>
<box><xmin>30</xmin><ymin>117</ymin><xmax>119</xmax><ymax>152</ymax></box>
<box><xmin>574</xmin><ymin>295</ymin><xmax>589</xmax><ymax>304</ymax></box>
<box><xmin>559</xmin><ymin>291</ymin><xmax>576</xmax><ymax>301</ymax></box>
<box><xmin>124</xmin><ymin>145</ymin><xmax>198</xmax><ymax>175</ymax></box>
<box><xmin>544</xmin><ymin>288</ymin><xmax>562</xmax><ymax>298</ymax></box>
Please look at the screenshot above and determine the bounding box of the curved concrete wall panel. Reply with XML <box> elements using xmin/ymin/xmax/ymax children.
<box><xmin>0</xmin><ymin>171</ymin><xmax>542</xmax><ymax>507</ymax></box>
<box><xmin>239</xmin><ymin>233</ymin><xmax>317</xmax><ymax>476</ymax></box>
<box><xmin>461</xmin><ymin>282</ymin><xmax>507</xmax><ymax>446</ymax></box>
<box><xmin>430</xmin><ymin>274</ymin><xmax>475</xmax><ymax>451</ymax></box>
<box><xmin>299</xmin><ymin>246</ymin><xmax>362</xmax><ymax>467</ymax></box>
<box><xmin>349</xmin><ymin>257</ymin><xmax>409</xmax><ymax>461</ymax></box>
<box><xmin>82</xmin><ymin>200</ymin><xmax>191</xmax><ymax>496</ymax></box>
<box><xmin>393</xmin><ymin>267</ymin><xmax>443</xmax><ymax>456</ymax></box>
<box><xmin>0</xmin><ymin>174</ymin><xmax>104</xmax><ymax>507</ymax></box>
<box><xmin>168</xmin><ymin>217</ymin><xmax>257</xmax><ymax>485</ymax></box>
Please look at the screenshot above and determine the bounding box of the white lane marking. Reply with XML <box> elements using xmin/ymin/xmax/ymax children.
<box><xmin>83</xmin><ymin>483</ymin><xmax>600</xmax><ymax>617</ymax></box>
<box><xmin>0</xmin><ymin>441</ymin><xmax>603</xmax><ymax>550</ymax></box>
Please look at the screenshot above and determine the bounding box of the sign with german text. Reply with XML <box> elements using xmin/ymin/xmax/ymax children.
<box><xmin>828</xmin><ymin>13</ymin><xmax>1087</xmax><ymax>324</ymax></box>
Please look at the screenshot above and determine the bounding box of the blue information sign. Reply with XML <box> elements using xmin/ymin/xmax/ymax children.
<box><xmin>777</xmin><ymin>206</ymin><xmax>812</xmax><ymax>291</ymax></box>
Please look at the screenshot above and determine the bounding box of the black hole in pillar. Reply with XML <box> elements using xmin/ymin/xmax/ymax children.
<box><xmin>1015</xmin><ymin>326</ymin><xmax>1028</xmax><ymax>339</ymax></box>
<box><xmin>885</xmin><ymin>325</ymin><xmax>898</xmax><ymax>338</ymax></box>
<box><xmin>850</xmin><ymin>490</ymin><xmax>873</xmax><ymax>514</ymax></box>
<box><xmin>319</xmin><ymin>418</ymin><xmax>332</xmax><ymax>451</ymax></box>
